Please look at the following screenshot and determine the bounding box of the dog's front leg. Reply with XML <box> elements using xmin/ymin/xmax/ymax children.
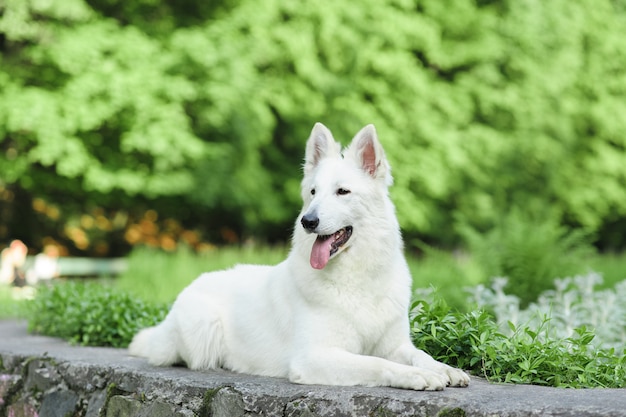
<box><xmin>388</xmin><ymin>343</ymin><xmax>470</xmax><ymax>387</ymax></box>
<box><xmin>288</xmin><ymin>348</ymin><xmax>449</xmax><ymax>391</ymax></box>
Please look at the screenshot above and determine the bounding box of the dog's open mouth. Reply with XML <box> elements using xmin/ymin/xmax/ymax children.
<box><xmin>310</xmin><ymin>226</ymin><xmax>353</xmax><ymax>270</ymax></box>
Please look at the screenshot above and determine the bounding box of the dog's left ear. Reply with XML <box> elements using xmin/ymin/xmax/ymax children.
<box><xmin>347</xmin><ymin>124</ymin><xmax>392</xmax><ymax>184</ymax></box>
<box><xmin>304</xmin><ymin>123</ymin><xmax>341</xmax><ymax>176</ymax></box>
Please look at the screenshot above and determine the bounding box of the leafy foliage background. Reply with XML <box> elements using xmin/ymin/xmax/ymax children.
<box><xmin>2</xmin><ymin>0</ymin><xmax>626</xmax><ymax>253</ymax></box>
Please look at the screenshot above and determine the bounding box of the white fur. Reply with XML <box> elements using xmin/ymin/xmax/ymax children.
<box><xmin>129</xmin><ymin>123</ymin><xmax>470</xmax><ymax>391</ymax></box>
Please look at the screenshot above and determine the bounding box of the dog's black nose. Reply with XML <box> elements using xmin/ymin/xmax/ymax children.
<box><xmin>301</xmin><ymin>214</ymin><xmax>319</xmax><ymax>232</ymax></box>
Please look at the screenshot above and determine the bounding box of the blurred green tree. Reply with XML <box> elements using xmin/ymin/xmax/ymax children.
<box><xmin>1</xmin><ymin>0</ymin><xmax>626</xmax><ymax>253</ymax></box>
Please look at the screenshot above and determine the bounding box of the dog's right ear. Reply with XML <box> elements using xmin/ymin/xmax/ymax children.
<box><xmin>346</xmin><ymin>124</ymin><xmax>392</xmax><ymax>186</ymax></box>
<box><xmin>304</xmin><ymin>123</ymin><xmax>340</xmax><ymax>175</ymax></box>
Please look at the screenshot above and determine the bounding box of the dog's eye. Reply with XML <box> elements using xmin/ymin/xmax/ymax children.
<box><xmin>337</xmin><ymin>188</ymin><xmax>351</xmax><ymax>196</ymax></box>
<box><xmin>310</xmin><ymin>188</ymin><xmax>316</xmax><ymax>196</ymax></box>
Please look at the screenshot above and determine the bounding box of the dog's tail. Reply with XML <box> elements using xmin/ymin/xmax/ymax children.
<box><xmin>128</xmin><ymin>320</ymin><xmax>180</xmax><ymax>366</ymax></box>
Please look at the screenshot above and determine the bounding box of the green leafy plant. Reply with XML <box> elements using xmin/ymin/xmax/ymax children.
<box><xmin>27</xmin><ymin>281</ymin><xmax>168</xmax><ymax>347</ymax></box>
<box><xmin>468</xmin><ymin>273</ymin><xmax>626</xmax><ymax>353</ymax></box>
<box><xmin>410</xmin><ymin>297</ymin><xmax>626</xmax><ymax>388</ymax></box>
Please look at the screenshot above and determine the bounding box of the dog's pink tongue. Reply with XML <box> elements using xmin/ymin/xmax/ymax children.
<box><xmin>310</xmin><ymin>236</ymin><xmax>333</xmax><ymax>270</ymax></box>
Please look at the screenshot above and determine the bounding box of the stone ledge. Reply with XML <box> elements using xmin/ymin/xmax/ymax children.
<box><xmin>1</xmin><ymin>320</ymin><xmax>625</xmax><ymax>417</ymax></box>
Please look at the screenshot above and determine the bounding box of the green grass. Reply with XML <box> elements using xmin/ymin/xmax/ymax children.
<box><xmin>409</xmin><ymin>247</ymin><xmax>626</xmax><ymax>311</ymax></box>
<box><xmin>588</xmin><ymin>253</ymin><xmax>626</xmax><ymax>288</ymax></box>
<box><xmin>407</xmin><ymin>246</ymin><xmax>484</xmax><ymax>310</ymax></box>
<box><xmin>0</xmin><ymin>285</ymin><xmax>31</xmax><ymax>319</ymax></box>
<box><xmin>115</xmin><ymin>244</ymin><xmax>289</xmax><ymax>304</ymax></box>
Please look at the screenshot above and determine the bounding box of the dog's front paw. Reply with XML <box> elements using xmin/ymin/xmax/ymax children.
<box><xmin>444</xmin><ymin>365</ymin><xmax>470</xmax><ymax>387</ymax></box>
<box><xmin>408</xmin><ymin>368</ymin><xmax>449</xmax><ymax>391</ymax></box>
<box><xmin>411</xmin><ymin>358</ymin><xmax>470</xmax><ymax>387</ymax></box>
<box><xmin>417</xmin><ymin>359</ymin><xmax>470</xmax><ymax>388</ymax></box>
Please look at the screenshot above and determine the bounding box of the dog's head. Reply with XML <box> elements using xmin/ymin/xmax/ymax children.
<box><xmin>298</xmin><ymin>123</ymin><xmax>394</xmax><ymax>270</ymax></box>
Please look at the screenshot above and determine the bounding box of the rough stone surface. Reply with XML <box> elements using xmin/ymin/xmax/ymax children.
<box><xmin>25</xmin><ymin>358</ymin><xmax>63</xmax><ymax>392</ymax></box>
<box><xmin>39</xmin><ymin>390</ymin><xmax>79</xmax><ymax>417</ymax></box>
<box><xmin>86</xmin><ymin>389</ymin><xmax>107</xmax><ymax>417</ymax></box>
<box><xmin>106</xmin><ymin>395</ymin><xmax>142</xmax><ymax>417</ymax></box>
<box><xmin>1</xmin><ymin>319</ymin><xmax>625</xmax><ymax>416</ymax></box>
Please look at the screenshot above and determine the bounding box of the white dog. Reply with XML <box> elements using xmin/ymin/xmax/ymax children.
<box><xmin>129</xmin><ymin>123</ymin><xmax>470</xmax><ymax>390</ymax></box>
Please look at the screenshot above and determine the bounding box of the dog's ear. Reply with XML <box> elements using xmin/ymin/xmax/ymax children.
<box><xmin>347</xmin><ymin>124</ymin><xmax>392</xmax><ymax>184</ymax></box>
<box><xmin>304</xmin><ymin>123</ymin><xmax>341</xmax><ymax>174</ymax></box>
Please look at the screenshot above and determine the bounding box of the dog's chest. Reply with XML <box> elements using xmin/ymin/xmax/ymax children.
<box><xmin>316</xmin><ymin>281</ymin><xmax>405</xmax><ymax>342</ymax></box>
